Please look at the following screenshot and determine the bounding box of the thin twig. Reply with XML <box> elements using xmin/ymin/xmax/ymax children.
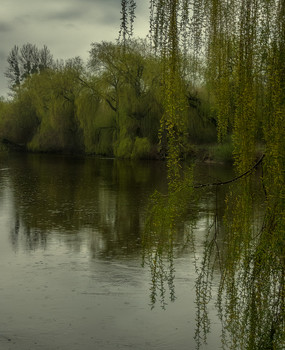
<box><xmin>194</xmin><ymin>154</ymin><xmax>265</xmax><ymax>189</ymax></box>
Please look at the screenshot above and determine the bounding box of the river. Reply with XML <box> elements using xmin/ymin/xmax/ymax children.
<box><xmin>0</xmin><ymin>152</ymin><xmax>246</xmax><ymax>349</ymax></box>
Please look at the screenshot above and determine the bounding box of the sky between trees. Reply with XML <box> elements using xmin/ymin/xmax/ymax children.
<box><xmin>0</xmin><ymin>0</ymin><xmax>149</xmax><ymax>97</ymax></box>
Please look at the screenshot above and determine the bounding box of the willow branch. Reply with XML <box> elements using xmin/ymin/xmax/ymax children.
<box><xmin>193</xmin><ymin>154</ymin><xmax>265</xmax><ymax>189</ymax></box>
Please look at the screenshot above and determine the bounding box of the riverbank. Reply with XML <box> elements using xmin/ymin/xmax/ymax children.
<box><xmin>0</xmin><ymin>140</ymin><xmax>232</xmax><ymax>163</ymax></box>
<box><xmin>0</xmin><ymin>137</ymin><xmax>266</xmax><ymax>165</ymax></box>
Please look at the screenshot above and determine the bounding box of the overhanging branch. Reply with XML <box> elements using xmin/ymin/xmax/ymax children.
<box><xmin>194</xmin><ymin>154</ymin><xmax>265</xmax><ymax>189</ymax></box>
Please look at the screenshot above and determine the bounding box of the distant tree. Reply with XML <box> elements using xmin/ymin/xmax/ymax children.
<box><xmin>88</xmin><ymin>40</ymin><xmax>162</xmax><ymax>157</ymax></box>
<box><xmin>5</xmin><ymin>46</ymin><xmax>21</xmax><ymax>89</ymax></box>
<box><xmin>38</xmin><ymin>45</ymin><xmax>54</xmax><ymax>72</ymax></box>
<box><xmin>5</xmin><ymin>43</ymin><xmax>54</xmax><ymax>91</ymax></box>
<box><xmin>25</xmin><ymin>58</ymin><xmax>84</xmax><ymax>152</ymax></box>
<box><xmin>20</xmin><ymin>43</ymin><xmax>39</xmax><ymax>79</ymax></box>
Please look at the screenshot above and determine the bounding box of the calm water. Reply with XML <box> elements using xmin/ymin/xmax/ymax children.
<box><xmin>0</xmin><ymin>153</ymin><xmax>232</xmax><ymax>350</ymax></box>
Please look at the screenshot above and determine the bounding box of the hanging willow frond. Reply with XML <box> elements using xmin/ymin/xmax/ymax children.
<box><xmin>118</xmin><ymin>0</ymin><xmax>137</xmax><ymax>45</ymax></box>
<box><xmin>130</xmin><ymin>0</ymin><xmax>285</xmax><ymax>347</ymax></box>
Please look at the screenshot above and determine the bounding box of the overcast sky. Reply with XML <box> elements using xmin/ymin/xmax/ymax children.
<box><xmin>0</xmin><ymin>0</ymin><xmax>149</xmax><ymax>97</ymax></box>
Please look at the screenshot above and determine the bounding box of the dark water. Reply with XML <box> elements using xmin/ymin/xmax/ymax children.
<box><xmin>0</xmin><ymin>153</ymin><xmax>233</xmax><ymax>350</ymax></box>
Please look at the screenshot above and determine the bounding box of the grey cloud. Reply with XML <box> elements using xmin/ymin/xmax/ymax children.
<box><xmin>11</xmin><ymin>15</ymin><xmax>32</xmax><ymax>27</ymax></box>
<box><xmin>35</xmin><ymin>3</ymin><xmax>111</xmax><ymax>25</ymax></box>
<box><xmin>0</xmin><ymin>23</ymin><xmax>13</xmax><ymax>33</ymax></box>
<box><xmin>40</xmin><ymin>8</ymin><xmax>86</xmax><ymax>22</ymax></box>
<box><xmin>0</xmin><ymin>50</ymin><xmax>7</xmax><ymax>61</ymax></box>
<box><xmin>23</xmin><ymin>0</ymin><xmax>133</xmax><ymax>28</ymax></box>
<box><xmin>75</xmin><ymin>0</ymin><xmax>119</xmax><ymax>5</ymax></box>
<box><xmin>96</xmin><ymin>12</ymin><xmax>120</xmax><ymax>26</ymax></box>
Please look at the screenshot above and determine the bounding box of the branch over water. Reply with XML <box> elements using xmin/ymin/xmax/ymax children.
<box><xmin>194</xmin><ymin>154</ymin><xmax>265</xmax><ymax>189</ymax></box>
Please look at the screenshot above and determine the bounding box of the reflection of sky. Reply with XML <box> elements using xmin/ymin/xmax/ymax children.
<box><xmin>2</xmin><ymin>156</ymin><xmax>166</xmax><ymax>258</ymax></box>
<box><xmin>0</xmin><ymin>156</ymin><xmax>226</xmax><ymax>349</ymax></box>
<box><xmin>0</xmin><ymin>155</ymin><xmax>228</xmax><ymax>259</ymax></box>
<box><xmin>0</xmin><ymin>174</ymin><xmax>16</xmax><ymax>255</ymax></box>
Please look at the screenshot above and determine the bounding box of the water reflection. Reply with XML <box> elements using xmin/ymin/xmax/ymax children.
<box><xmin>142</xmin><ymin>160</ymin><xmax>285</xmax><ymax>349</ymax></box>
<box><xmin>1</xmin><ymin>153</ymin><xmax>283</xmax><ymax>349</ymax></box>
<box><xmin>1</xmin><ymin>153</ymin><xmax>224</xmax><ymax>350</ymax></box>
<box><xmin>214</xmin><ymin>177</ymin><xmax>285</xmax><ymax>350</ymax></box>
<box><xmin>3</xmin><ymin>153</ymin><xmax>168</xmax><ymax>257</ymax></box>
<box><xmin>142</xmin><ymin>168</ymin><xmax>196</xmax><ymax>309</ymax></box>
<box><xmin>1</xmin><ymin>153</ymin><xmax>227</xmax><ymax>304</ymax></box>
<box><xmin>141</xmin><ymin>163</ymin><xmax>231</xmax><ymax>310</ymax></box>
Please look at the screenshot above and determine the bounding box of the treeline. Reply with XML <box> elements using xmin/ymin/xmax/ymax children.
<box><xmin>0</xmin><ymin>40</ymin><xmax>216</xmax><ymax>158</ymax></box>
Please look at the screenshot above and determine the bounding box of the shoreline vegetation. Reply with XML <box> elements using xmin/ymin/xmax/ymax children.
<box><xmin>1</xmin><ymin>1</ymin><xmax>284</xmax><ymax>348</ymax></box>
<box><xmin>0</xmin><ymin>40</ymin><xmax>219</xmax><ymax>162</ymax></box>
<box><xmin>0</xmin><ymin>132</ymin><xmax>265</xmax><ymax>165</ymax></box>
<box><xmin>0</xmin><ymin>39</ymin><xmax>263</xmax><ymax>165</ymax></box>
<box><xmin>0</xmin><ymin>137</ymin><xmax>238</xmax><ymax>164</ymax></box>
<box><xmin>0</xmin><ymin>139</ymin><xmax>236</xmax><ymax>163</ymax></box>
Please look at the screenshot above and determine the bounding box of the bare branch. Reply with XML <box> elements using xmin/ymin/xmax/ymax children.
<box><xmin>194</xmin><ymin>154</ymin><xmax>265</xmax><ymax>188</ymax></box>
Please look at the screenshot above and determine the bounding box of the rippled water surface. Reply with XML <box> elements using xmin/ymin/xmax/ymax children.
<box><xmin>0</xmin><ymin>153</ymin><xmax>232</xmax><ymax>350</ymax></box>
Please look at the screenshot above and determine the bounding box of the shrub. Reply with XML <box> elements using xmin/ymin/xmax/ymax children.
<box><xmin>115</xmin><ymin>137</ymin><xmax>133</xmax><ymax>158</ymax></box>
<box><xmin>210</xmin><ymin>136</ymin><xmax>234</xmax><ymax>163</ymax></box>
<box><xmin>131</xmin><ymin>137</ymin><xmax>151</xmax><ymax>159</ymax></box>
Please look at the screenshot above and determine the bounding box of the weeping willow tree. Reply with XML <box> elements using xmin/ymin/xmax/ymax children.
<box><xmin>200</xmin><ymin>2</ymin><xmax>285</xmax><ymax>348</ymax></box>
<box><xmin>149</xmin><ymin>0</ymin><xmax>190</xmax><ymax>184</ymax></box>
<box><xmin>142</xmin><ymin>167</ymin><xmax>196</xmax><ymax>309</ymax></box>
<box><xmin>122</xmin><ymin>0</ymin><xmax>285</xmax><ymax>349</ymax></box>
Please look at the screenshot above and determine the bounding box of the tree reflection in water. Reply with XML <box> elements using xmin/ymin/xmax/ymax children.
<box><xmin>142</xmin><ymin>167</ymin><xmax>285</xmax><ymax>349</ymax></box>
<box><xmin>6</xmin><ymin>154</ymin><xmax>165</xmax><ymax>257</ymax></box>
<box><xmin>4</xmin><ymin>154</ymin><xmax>284</xmax><ymax>349</ymax></box>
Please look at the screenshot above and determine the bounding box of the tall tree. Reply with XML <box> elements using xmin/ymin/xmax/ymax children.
<box><xmin>127</xmin><ymin>1</ymin><xmax>285</xmax><ymax>348</ymax></box>
<box><xmin>5</xmin><ymin>46</ymin><xmax>21</xmax><ymax>90</ymax></box>
<box><xmin>5</xmin><ymin>43</ymin><xmax>54</xmax><ymax>91</ymax></box>
<box><xmin>38</xmin><ymin>45</ymin><xmax>54</xmax><ymax>72</ymax></box>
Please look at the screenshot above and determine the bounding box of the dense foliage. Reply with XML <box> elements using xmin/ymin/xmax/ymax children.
<box><xmin>0</xmin><ymin>1</ymin><xmax>284</xmax><ymax>347</ymax></box>
<box><xmin>0</xmin><ymin>40</ymin><xmax>215</xmax><ymax>158</ymax></box>
<box><xmin>134</xmin><ymin>0</ymin><xmax>284</xmax><ymax>349</ymax></box>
